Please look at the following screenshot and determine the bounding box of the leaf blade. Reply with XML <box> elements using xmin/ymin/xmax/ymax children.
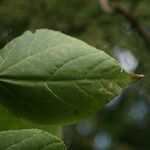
<box><xmin>0</xmin><ymin>129</ymin><xmax>66</xmax><ymax>150</ymax></box>
<box><xmin>0</xmin><ymin>29</ymin><xmax>132</xmax><ymax>124</ymax></box>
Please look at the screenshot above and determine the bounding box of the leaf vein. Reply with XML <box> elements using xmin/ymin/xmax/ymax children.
<box><xmin>52</xmin><ymin>52</ymin><xmax>99</xmax><ymax>76</ymax></box>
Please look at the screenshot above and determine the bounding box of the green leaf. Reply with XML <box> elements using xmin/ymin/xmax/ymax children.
<box><xmin>0</xmin><ymin>29</ymin><xmax>136</xmax><ymax>124</ymax></box>
<box><xmin>0</xmin><ymin>129</ymin><xmax>66</xmax><ymax>150</ymax></box>
<box><xmin>0</xmin><ymin>104</ymin><xmax>61</xmax><ymax>137</ymax></box>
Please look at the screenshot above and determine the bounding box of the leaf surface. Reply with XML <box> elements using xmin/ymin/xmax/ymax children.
<box><xmin>0</xmin><ymin>104</ymin><xmax>61</xmax><ymax>137</ymax></box>
<box><xmin>0</xmin><ymin>29</ymin><xmax>132</xmax><ymax>124</ymax></box>
<box><xmin>0</xmin><ymin>129</ymin><xmax>66</xmax><ymax>150</ymax></box>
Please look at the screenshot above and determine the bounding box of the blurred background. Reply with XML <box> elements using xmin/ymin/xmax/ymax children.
<box><xmin>0</xmin><ymin>0</ymin><xmax>149</xmax><ymax>149</ymax></box>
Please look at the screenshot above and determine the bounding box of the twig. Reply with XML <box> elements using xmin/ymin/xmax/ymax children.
<box><xmin>99</xmin><ymin>0</ymin><xmax>150</xmax><ymax>46</ymax></box>
<box><xmin>130</xmin><ymin>0</ymin><xmax>141</xmax><ymax>13</ymax></box>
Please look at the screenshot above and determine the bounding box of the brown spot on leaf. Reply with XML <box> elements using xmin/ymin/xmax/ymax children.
<box><xmin>108</xmin><ymin>82</ymin><xmax>113</xmax><ymax>89</ymax></box>
<box><xmin>73</xmin><ymin>109</ymin><xmax>80</xmax><ymax>115</ymax></box>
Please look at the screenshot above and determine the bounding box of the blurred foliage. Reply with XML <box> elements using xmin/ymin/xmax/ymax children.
<box><xmin>0</xmin><ymin>0</ymin><xmax>150</xmax><ymax>149</ymax></box>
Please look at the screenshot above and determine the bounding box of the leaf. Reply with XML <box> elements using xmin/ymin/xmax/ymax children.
<box><xmin>0</xmin><ymin>129</ymin><xmax>66</xmax><ymax>150</ymax></box>
<box><xmin>0</xmin><ymin>104</ymin><xmax>61</xmax><ymax>137</ymax></box>
<box><xmin>0</xmin><ymin>29</ymin><xmax>139</xmax><ymax>124</ymax></box>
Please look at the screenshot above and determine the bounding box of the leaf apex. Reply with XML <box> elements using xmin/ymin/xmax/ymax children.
<box><xmin>130</xmin><ymin>73</ymin><xmax>144</xmax><ymax>82</ymax></box>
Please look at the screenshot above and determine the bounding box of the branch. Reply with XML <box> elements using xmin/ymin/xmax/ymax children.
<box><xmin>99</xmin><ymin>0</ymin><xmax>113</xmax><ymax>13</ymax></box>
<box><xmin>130</xmin><ymin>0</ymin><xmax>141</xmax><ymax>13</ymax></box>
<box><xmin>99</xmin><ymin>0</ymin><xmax>150</xmax><ymax>46</ymax></box>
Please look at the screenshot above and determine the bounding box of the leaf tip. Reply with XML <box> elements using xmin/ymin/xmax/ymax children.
<box><xmin>130</xmin><ymin>73</ymin><xmax>144</xmax><ymax>82</ymax></box>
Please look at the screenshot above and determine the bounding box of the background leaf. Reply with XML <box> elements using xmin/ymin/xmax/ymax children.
<box><xmin>0</xmin><ymin>29</ymin><xmax>132</xmax><ymax>124</ymax></box>
<box><xmin>0</xmin><ymin>129</ymin><xmax>66</xmax><ymax>150</ymax></box>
